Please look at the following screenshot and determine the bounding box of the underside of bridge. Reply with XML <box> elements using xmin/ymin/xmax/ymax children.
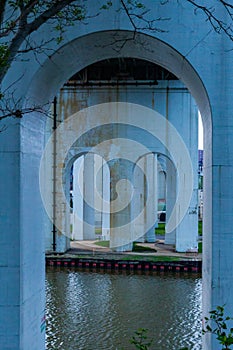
<box><xmin>1</xmin><ymin>2</ymin><xmax>233</xmax><ymax>349</ymax></box>
<box><xmin>44</xmin><ymin>57</ymin><xmax>198</xmax><ymax>254</ymax></box>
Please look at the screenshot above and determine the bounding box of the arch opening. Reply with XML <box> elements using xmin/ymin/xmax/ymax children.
<box><xmin>24</xmin><ymin>29</ymin><xmax>211</xmax><ymax>349</ymax></box>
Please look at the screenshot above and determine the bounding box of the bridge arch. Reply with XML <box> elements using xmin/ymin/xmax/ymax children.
<box><xmin>5</xmin><ymin>28</ymin><xmax>215</xmax><ymax>349</ymax></box>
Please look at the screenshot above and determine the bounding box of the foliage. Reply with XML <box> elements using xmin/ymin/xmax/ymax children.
<box><xmin>203</xmin><ymin>305</ymin><xmax>233</xmax><ymax>350</ymax></box>
<box><xmin>0</xmin><ymin>0</ymin><xmax>167</xmax><ymax>119</ymax></box>
<box><xmin>0</xmin><ymin>1</ymin><xmax>86</xmax><ymax>76</ymax></box>
<box><xmin>1</xmin><ymin>0</ymin><xmax>233</xmax><ymax>119</ymax></box>
<box><xmin>125</xmin><ymin>329</ymin><xmax>193</xmax><ymax>350</ymax></box>
<box><xmin>128</xmin><ymin>306</ymin><xmax>233</xmax><ymax>350</ymax></box>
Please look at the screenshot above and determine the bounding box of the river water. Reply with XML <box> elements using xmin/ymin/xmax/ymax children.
<box><xmin>46</xmin><ymin>268</ymin><xmax>202</xmax><ymax>350</ymax></box>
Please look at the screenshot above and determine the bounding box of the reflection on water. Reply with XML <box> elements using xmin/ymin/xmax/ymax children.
<box><xmin>46</xmin><ymin>269</ymin><xmax>201</xmax><ymax>350</ymax></box>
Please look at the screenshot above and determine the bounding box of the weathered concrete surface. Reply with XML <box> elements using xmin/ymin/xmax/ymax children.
<box><xmin>53</xmin><ymin>81</ymin><xmax>198</xmax><ymax>252</ymax></box>
<box><xmin>1</xmin><ymin>1</ymin><xmax>232</xmax><ymax>349</ymax></box>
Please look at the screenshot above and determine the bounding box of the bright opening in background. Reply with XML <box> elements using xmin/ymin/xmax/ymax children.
<box><xmin>198</xmin><ymin>111</ymin><xmax>203</xmax><ymax>150</ymax></box>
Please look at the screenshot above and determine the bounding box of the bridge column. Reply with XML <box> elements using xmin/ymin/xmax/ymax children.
<box><xmin>94</xmin><ymin>155</ymin><xmax>103</xmax><ymax>238</ymax></box>
<box><xmin>133</xmin><ymin>157</ymin><xmax>146</xmax><ymax>243</ymax></box>
<box><xmin>176</xmin><ymin>188</ymin><xmax>199</xmax><ymax>252</ymax></box>
<box><xmin>0</xmin><ymin>117</ymin><xmax>45</xmax><ymax>349</ymax></box>
<box><xmin>203</xmin><ymin>77</ymin><xmax>233</xmax><ymax>348</ymax></box>
<box><xmin>53</xmin><ymin>168</ymin><xmax>71</xmax><ymax>253</ymax></box>
<box><xmin>101</xmin><ymin>161</ymin><xmax>110</xmax><ymax>241</ymax></box>
<box><xmin>83</xmin><ymin>153</ymin><xmax>96</xmax><ymax>240</ymax></box>
<box><xmin>72</xmin><ymin>157</ymin><xmax>84</xmax><ymax>240</ymax></box>
<box><xmin>145</xmin><ymin>154</ymin><xmax>157</xmax><ymax>243</ymax></box>
<box><xmin>72</xmin><ymin>154</ymin><xmax>96</xmax><ymax>241</ymax></box>
<box><xmin>165</xmin><ymin>158</ymin><xmax>176</xmax><ymax>245</ymax></box>
<box><xmin>109</xmin><ymin>160</ymin><xmax>133</xmax><ymax>252</ymax></box>
<box><xmin>94</xmin><ymin>155</ymin><xmax>110</xmax><ymax>240</ymax></box>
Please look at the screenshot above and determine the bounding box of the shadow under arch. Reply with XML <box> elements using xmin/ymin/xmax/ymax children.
<box><xmin>27</xmin><ymin>30</ymin><xmax>211</xmax><ymax>128</ymax></box>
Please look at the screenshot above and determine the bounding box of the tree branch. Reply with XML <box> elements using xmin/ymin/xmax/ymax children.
<box><xmin>0</xmin><ymin>0</ymin><xmax>7</xmax><ymax>27</ymax></box>
<box><xmin>26</xmin><ymin>0</ymin><xmax>77</xmax><ymax>35</ymax></box>
<box><xmin>0</xmin><ymin>0</ymin><xmax>78</xmax><ymax>83</ymax></box>
<box><xmin>186</xmin><ymin>0</ymin><xmax>233</xmax><ymax>41</ymax></box>
<box><xmin>120</xmin><ymin>0</ymin><xmax>137</xmax><ymax>32</ymax></box>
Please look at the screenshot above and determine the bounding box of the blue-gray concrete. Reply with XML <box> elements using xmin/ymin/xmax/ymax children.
<box><xmin>1</xmin><ymin>1</ymin><xmax>232</xmax><ymax>348</ymax></box>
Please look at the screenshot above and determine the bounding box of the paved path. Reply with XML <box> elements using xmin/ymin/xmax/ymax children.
<box><xmin>69</xmin><ymin>240</ymin><xmax>202</xmax><ymax>260</ymax></box>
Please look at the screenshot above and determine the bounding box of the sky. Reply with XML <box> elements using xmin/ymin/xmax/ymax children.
<box><xmin>198</xmin><ymin>112</ymin><xmax>203</xmax><ymax>150</ymax></box>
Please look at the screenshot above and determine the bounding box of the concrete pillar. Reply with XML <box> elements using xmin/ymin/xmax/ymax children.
<box><xmin>83</xmin><ymin>153</ymin><xmax>95</xmax><ymax>240</ymax></box>
<box><xmin>72</xmin><ymin>154</ymin><xmax>96</xmax><ymax>241</ymax></box>
<box><xmin>0</xmin><ymin>116</ymin><xmax>45</xmax><ymax>349</ymax></box>
<box><xmin>72</xmin><ymin>157</ymin><xmax>84</xmax><ymax>240</ymax></box>
<box><xmin>176</xmin><ymin>187</ymin><xmax>199</xmax><ymax>252</ymax></box>
<box><xmin>43</xmin><ymin>117</ymin><xmax>70</xmax><ymax>253</ymax></box>
<box><xmin>145</xmin><ymin>154</ymin><xmax>157</xmax><ymax>243</ymax></box>
<box><xmin>109</xmin><ymin>160</ymin><xmax>133</xmax><ymax>252</ymax></box>
<box><xmin>101</xmin><ymin>160</ymin><xmax>110</xmax><ymax>240</ymax></box>
<box><xmin>165</xmin><ymin>158</ymin><xmax>176</xmax><ymax>245</ymax></box>
<box><xmin>94</xmin><ymin>154</ymin><xmax>110</xmax><ymax>240</ymax></box>
<box><xmin>164</xmin><ymin>156</ymin><xmax>198</xmax><ymax>252</ymax></box>
<box><xmin>133</xmin><ymin>157</ymin><xmax>146</xmax><ymax>243</ymax></box>
<box><xmin>94</xmin><ymin>155</ymin><xmax>103</xmax><ymax>237</ymax></box>
<box><xmin>51</xmin><ymin>166</ymin><xmax>71</xmax><ymax>253</ymax></box>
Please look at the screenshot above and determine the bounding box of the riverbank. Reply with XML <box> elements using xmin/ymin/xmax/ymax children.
<box><xmin>46</xmin><ymin>240</ymin><xmax>202</xmax><ymax>273</ymax></box>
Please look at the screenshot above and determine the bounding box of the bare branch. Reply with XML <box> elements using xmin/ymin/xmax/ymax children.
<box><xmin>26</xmin><ymin>0</ymin><xmax>77</xmax><ymax>34</ymax></box>
<box><xmin>186</xmin><ymin>0</ymin><xmax>233</xmax><ymax>42</ymax></box>
<box><xmin>0</xmin><ymin>0</ymin><xmax>79</xmax><ymax>82</ymax></box>
<box><xmin>120</xmin><ymin>0</ymin><xmax>137</xmax><ymax>32</ymax></box>
<box><xmin>0</xmin><ymin>0</ymin><xmax>7</xmax><ymax>27</ymax></box>
<box><xmin>0</xmin><ymin>91</ymin><xmax>52</xmax><ymax>120</ymax></box>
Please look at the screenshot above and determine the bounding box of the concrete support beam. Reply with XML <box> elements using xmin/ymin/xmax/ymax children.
<box><xmin>101</xmin><ymin>161</ymin><xmax>110</xmax><ymax>240</ymax></box>
<box><xmin>145</xmin><ymin>154</ymin><xmax>157</xmax><ymax>243</ymax></box>
<box><xmin>72</xmin><ymin>154</ymin><xmax>96</xmax><ymax>241</ymax></box>
<box><xmin>72</xmin><ymin>157</ymin><xmax>84</xmax><ymax>240</ymax></box>
<box><xmin>133</xmin><ymin>157</ymin><xmax>146</xmax><ymax>243</ymax></box>
<box><xmin>109</xmin><ymin>160</ymin><xmax>133</xmax><ymax>252</ymax></box>
<box><xmin>0</xmin><ymin>117</ymin><xmax>45</xmax><ymax>349</ymax></box>
<box><xmin>165</xmin><ymin>158</ymin><xmax>176</xmax><ymax>245</ymax></box>
<box><xmin>83</xmin><ymin>153</ymin><xmax>96</xmax><ymax>240</ymax></box>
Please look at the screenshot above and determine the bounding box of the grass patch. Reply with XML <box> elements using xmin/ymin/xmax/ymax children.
<box><xmin>94</xmin><ymin>240</ymin><xmax>110</xmax><ymax>248</ymax></box>
<box><xmin>132</xmin><ymin>242</ymin><xmax>157</xmax><ymax>253</ymax></box>
<box><xmin>198</xmin><ymin>221</ymin><xmax>202</xmax><ymax>235</ymax></box>
<box><xmin>198</xmin><ymin>241</ymin><xmax>202</xmax><ymax>253</ymax></box>
<box><xmin>155</xmin><ymin>223</ymin><xmax>165</xmax><ymax>235</ymax></box>
<box><xmin>122</xmin><ymin>255</ymin><xmax>183</xmax><ymax>262</ymax></box>
<box><xmin>95</xmin><ymin>228</ymin><xmax>102</xmax><ymax>235</ymax></box>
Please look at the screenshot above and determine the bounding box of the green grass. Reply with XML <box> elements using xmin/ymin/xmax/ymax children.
<box><xmin>155</xmin><ymin>223</ymin><xmax>165</xmax><ymax>235</ymax></box>
<box><xmin>94</xmin><ymin>240</ymin><xmax>110</xmax><ymax>248</ymax></box>
<box><xmin>122</xmin><ymin>255</ymin><xmax>183</xmax><ymax>262</ymax></box>
<box><xmin>198</xmin><ymin>241</ymin><xmax>202</xmax><ymax>253</ymax></box>
<box><xmin>198</xmin><ymin>221</ymin><xmax>202</xmax><ymax>235</ymax></box>
<box><xmin>94</xmin><ymin>241</ymin><xmax>158</xmax><ymax>252</ymax></box>
<box><xmin>155</xmin><ymin>222</ymin><xmax>202</xmax><ymax>237</ymax></box>
<box><xmin>95</xmin><ymin>228</ymin><xmax>102</xmax><ymax>235</ymax></box>
<box><xmin>132</xmin><ymin>242</ymin><xmax>157</xmax><ymax>253</ymax></box>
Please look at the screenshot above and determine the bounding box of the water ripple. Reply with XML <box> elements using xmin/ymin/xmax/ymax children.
<box><xmin>46</xmin><ymin>269</ymin><xmax>202</xmax><ymax>350</ymax></box>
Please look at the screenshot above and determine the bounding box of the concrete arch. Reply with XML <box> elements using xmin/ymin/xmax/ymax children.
<box><xmin>27</xmin><ymin>30</ymin><xmax>211</xmax><ymax>125</ymax></box>
<box><xmin>27</xmin><ymin>30</ymin><xmax>212</xmax><ymax>241</ymax></box>
<box><xmin>33</xmin><ymin>29</ymin><xmax>211</xmax><ymax>341</ymax></box>
<box><xmin>3</xmin><ymin>28</ymin><xmax>215</xmax><ymax>349</ymax></box>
